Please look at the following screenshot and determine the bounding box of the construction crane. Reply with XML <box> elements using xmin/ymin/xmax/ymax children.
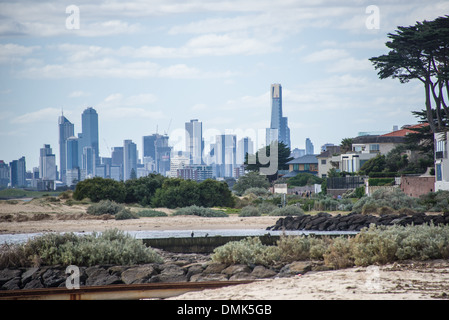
<box><xmin>164</xmin><ymin>118</ymin><xmax>172</xmax><ymax>135</ymax></box>
<box><xmin>103</xmin><ymin>139</ymin><xmax>111</xmax><ymax>156</ymax></box>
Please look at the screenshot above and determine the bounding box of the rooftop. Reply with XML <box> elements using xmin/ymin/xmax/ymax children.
<box><xmin>286</xmin><ymin>154</ymin><xmax>318</xmax><ymax>165</ymax></box>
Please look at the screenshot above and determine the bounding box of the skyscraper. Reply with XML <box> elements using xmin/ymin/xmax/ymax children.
<box><xmin>143</xmin><ymin>133</ymin><xmax>172</xmax><ymax>175</ymax></box>
<box><xmin>237</xmin><ymin>137</ymin><xmax>254</xmax><ymax>165</ymax></box>
<box><xmin>78</xmin><ymin>107</ymin><xmax>99</xmax><ymax>168</ymax></box>
<box><xmin>305</xmin><ymin>138</ymin><xmax>314</xmax><ymax>155</ymax></box>
<box><xmin>58</xmin><ymin>113</ymin><xmax>74</xmax><ymax>184</ymax></box>
<box><xmin>214</xmin><ymin>134</ymin><xmax>236</xmax><ymax>178</ymax></box>
<box><xmin>123</xmin><ymin>139</ymin><xmax>137</xmax><ymax>181</ymax></box>
<box><xmin>266</xmin><ymin>84</ymin><xmax>291</xmax><ymax>149</ymax></box>
<box><xmin>10</xmin><ymin>157</ymin><xmax>26</xmax><ymax>188</ymax></box>
<box><xmin>185</xmin><ymin>119</ymin><xmax>203</xmax><ymax>165</ymax></box>
<box><xmin>39</xmin><ymin>144</ymin><xmax>57</xmax><ymax>181</ymax></box>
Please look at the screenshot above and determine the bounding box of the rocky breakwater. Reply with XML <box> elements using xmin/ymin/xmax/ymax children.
<box><xmin>0</xmin><ymin>250</ymin><xmax>326</xmax><ymax>291</ymax></box>
<box><xmin>268</xmin><ymin>211</ymin><xmax>449</xmax><ymax>232</ymax></box>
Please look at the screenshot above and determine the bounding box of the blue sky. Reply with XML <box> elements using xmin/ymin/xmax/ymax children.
<box><xmin>0</xmin><ymin>0</ymin><xmax>448</xmax><ymax>169</ymax></box>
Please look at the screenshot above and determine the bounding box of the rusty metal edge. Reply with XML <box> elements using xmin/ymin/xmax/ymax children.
<box><xmin>0</xmin><ymin>280</ymin><xmax>256</xmax><ymax>300</ymax></box>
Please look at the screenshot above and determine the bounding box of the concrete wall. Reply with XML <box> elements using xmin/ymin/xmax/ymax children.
<box><xmin>401</xmin><ymin>175</ymin><xmax>435</xmax><ymax>198</ymax></box>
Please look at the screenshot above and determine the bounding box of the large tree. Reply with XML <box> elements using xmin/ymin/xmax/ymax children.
<box><xmin>370</xmin><ymin>16</ymin><xmax>449</xmax><ymax>133</ymax></box>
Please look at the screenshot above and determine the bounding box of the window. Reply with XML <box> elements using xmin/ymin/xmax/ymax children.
<box><xmin>369</xmin><ymin>144</ymin><xmax>380</xmax><ymax>152</ymax></box>
<box><xmin>321</xmin><ymin>159</ymin><xmax>326</xmax><ymax>165</ymax></box>
<box><xmin>436</xmin><ymin>164</ymin><xmax>442</xmax><ymax>181</ymax></box>
<box><xmin>436</xmin><ymin>140</ymin><xmax>446</xmax><ymax>152</ymax></box>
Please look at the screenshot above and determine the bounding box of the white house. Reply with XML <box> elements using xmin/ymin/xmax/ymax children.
<box><xmin>435</xmin><ymin>131</ymin><xmax>449</xmax><ymax>191</ymax></box>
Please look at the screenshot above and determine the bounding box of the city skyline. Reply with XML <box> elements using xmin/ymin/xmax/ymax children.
<box><xmin>1</xmin><ymin>1</ymin><xmax>447</xmax><ymax>169</ymax></box>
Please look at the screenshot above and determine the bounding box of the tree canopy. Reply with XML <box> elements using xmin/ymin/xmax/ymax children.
<box><xmin>370</xmin><ymin>16</ymin><xmax>449</xmax><ymax>133</ymax></box>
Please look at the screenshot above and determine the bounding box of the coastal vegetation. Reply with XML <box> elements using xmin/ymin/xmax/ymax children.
<box><xmin>212</xmin><ymin>223</ymin><xmax>449</xmax><ymax>269</ymax></box>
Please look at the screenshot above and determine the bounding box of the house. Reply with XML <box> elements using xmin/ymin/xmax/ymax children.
<box><xmin>435</xmin><ymin>131</ymin><xmax>449</xmax><ymax>191</ymax></box>
<box><xmin>316</xmin><ymin>146</ymin><xmax>341</xmax><ymax>178</ymax></box>
<box><xmin>285</xmin><ymin>154</ymin><xmax>318</xmax><ymax>177</ymax></box>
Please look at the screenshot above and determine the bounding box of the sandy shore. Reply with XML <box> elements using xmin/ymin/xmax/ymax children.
<box><xmin>0</xmin><ymin>200</ymin><xmax>279</xmax><ymax>234</ymax></box>
<box><xmin>171</xmin><ymin>260</ymin><xmax>449</xmax><ymax>300</ymax></box>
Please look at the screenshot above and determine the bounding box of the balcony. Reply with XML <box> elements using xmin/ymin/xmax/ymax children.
<box><xmin>436</xmin><ymin>151</ymin><xmax>447</xmax><ymax>159</ymax></box>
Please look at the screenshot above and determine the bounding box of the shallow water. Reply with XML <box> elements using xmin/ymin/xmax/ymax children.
<box><xmin>0</xmin><ymin>229</ymin><xmax>358</xmax><ymax>244</ymax></box>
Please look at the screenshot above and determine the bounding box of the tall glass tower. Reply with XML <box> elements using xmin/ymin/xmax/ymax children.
<box><xmin>58</xmin><ymin>114</ymin><xmax>74</xmax><ymax>184</ymax></box>
<box><xmin>185</xmin><ymin>119</ymin><xmax>203</xmax><ymax>164</ymax></box>
<box><xmin>79</xmin><ymin>107</ymin><xmax>99</xmax><ymax>168</ymax></box>
<box><xmin>266</xmin><ymin>84</ymin><xmax>291</xmax><ymax>149</ymax></box>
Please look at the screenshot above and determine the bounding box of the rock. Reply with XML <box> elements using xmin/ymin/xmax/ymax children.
<box><xmin>0</xmin><ymin>269</ymin><xmax>22</xmax><ymax>286</ymax></box>
<box><xmin>23</xmin><ymin>278</ymin><xmax>44</xmax><ymax>289</ymax></box>
<box><xmin>1</xmin><ymin>277</ymin><xmax>21</xmax><ymax>290</ymax></box>
<box><xmin>190</xmin><ymin>273</ymin><xmax>228</xmax><ymax>282</ymax></box>
<box><xmin>21</xmin><ymin>267</ymin><xmax>39</xmax><ymax>286</ymax></box>
<box><xmin>203</xmin><ymin>263</ymin><xmax>228</xmax><ymax>274</ymax></box>
<box><xmin>185</xmin><ymin>264</ymin><xmax>204</xmax><ymax>281</ymax></box>
<box><xmin>221</xmin><ymin>265</ymin><xmax>251</xmax><ymax>277</ymax></box>
<box><xmin>151</xmin><ymin>264</ymin><xmax>187</xmax><ymax>282</ymax></box>
<box><xmin>85</xmin><ymin>267</ymin><xmax>122</xmax><ymax>286</ymax></box>
<box><xmin>229</xmin><ymin>272</ymin><xmax>255</xmax><ymax>281</ymax></box>
<box><xmin>42</xmin><ymin>268</ymin><xmax>66</xmax><ymax>287</ymax></box>
<box><xmin>279</xmin><ymin>261</ymin><xmax>312</xmax><ymax>277</ymax></box>
<box><xmin>121</xmin><ymin>265</ymin><xmax>157</xmax><ymax>284</ymax></box>
<box><xmin>251</xmin><ymin>266</ymin><xmax>277</xmax><ymax>279</ymax></box>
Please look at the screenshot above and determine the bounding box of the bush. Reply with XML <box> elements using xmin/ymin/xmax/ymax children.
<box><xmin>136</xmin><ymin>209</ymin><xmax>168</xmax><ymax>217</ymax></box>
<box><xmin>323</xmin><ymin>237</ymin><xmax>354</xmax><ymax>269</ymax></box>
<box><xmin>173</xmin><ymin>205</ymin><xmax>228</xmax><ymax>217</ymax></box>
<box><xmin>243</xmin><ymin>187</ymin><xmax>270</xmax><ymax>196</ymax></box>
<box><xmin>115</xmin><ymin>208</ymin><xmax>138</xmax><ymax>220</ymax></box>
<box><xmin>238</xmin><ymin>206</ymin><xmax>261</xmax><ymax>217</ymax></box>
<box><xmin>0</xmin><ymin>229</ymin><xmax>163</xmax><ymax>268</ymax></box>
<box><xmin>269</xmin><ymin>205</ymin><xmax>304</xmax><ymax>216</ymax></box>
<box><xmin>86</xmin><ymin>200</ymin><xmax>124</xmax><ymax>216</ymax></box>
<box><xmin>353</xmin><ymin>188</ymin><xmax>423</xmax><ymax>214</ymax></box>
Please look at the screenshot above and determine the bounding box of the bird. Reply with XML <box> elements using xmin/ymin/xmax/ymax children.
<box><xmin>191</xmin><ymin>231</ymin><xmax>194</xmax><ymax>238</ymax></box>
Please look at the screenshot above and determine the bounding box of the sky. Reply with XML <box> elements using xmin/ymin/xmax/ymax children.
<box><xmin>0</xmin><ymin>0</ymin><xmax>448</xmax><ymax>170</ymax></box>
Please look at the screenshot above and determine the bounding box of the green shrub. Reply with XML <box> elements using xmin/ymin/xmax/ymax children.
<box><xmin>353</xmin><ymin>188</ymin><xmax>423</xmax><ymax>214</ymax></box>
<box><xmin>243</xmin><ymin>187</ymin><xmax>270</xmax><ymax>196</ymax></box>
<box><xmin>136</xmin><ymin>209</ymin><xmax>168</xmax><ymax>217</ymax></box>
<box><xmin>115</xmin><ymin>208</ymin><xmax>138</xmax><ymax>220</ymax></box>
<box><xmin>86</xmin><ymin>200</ymin><xmax>125</xmax><ymax>216</ymax></box>
<box><xmin>211</xmin><ymin>237</ymin><xmax>280</xmax><ymax>266</ymax></box>
<box><xmin>0</xmin><ymin>229</ymin><xmax>163</xmax><ymax>268</ymax></box>
<box><xmin>323</xmin><ymin>236</ymin><xmax>354</xmax><ymax>269</ymax></box>
<box><xmin>173</xmin><ymin>205</ymin><xmax>228</xmax><ymax>217</ymax></box>
<box><xmin>238</xmin><ymin>206</ymin><xmax>261</xmax><ymax>217</ymax></box>
<box><xmin>269</xmin><ymin>205</ymin><xmax>304</xmax><ymax>216</ymax></box>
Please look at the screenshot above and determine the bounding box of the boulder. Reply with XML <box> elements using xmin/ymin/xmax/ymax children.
<box><xmin>279</xmin><ymin>261</ymin><xmax>312</xmax><ymax>277</ymax></box>
<box><xmin>23</xmin><ymin>278</ymin><xmax>44</xmax><ymax>289</ymax></box>
<box><xmin>120</xmin><ymin>265</ymin><xmax>157</xmax><ymax>284</ymax></box>
<box><xmin>190</xmin><ymin>273</ymin><xmax>228</xmax><ymax>282</ymax></box>
<box><xmin>42</xmin><ymin>268</ymin><xmax>66</xmax><ymax>287</ymax></box>
<box><xmin>185</xmin><ymin>264</ymin><xmax>205</xmax><ymax>281</ymax></box>
<box><xmin>1</xmin><ymin>277</ymin><xmax>21</xmax><ymax>290</ymax></box>
<box><xmin>203</xmin><ymin>263</ymin><xmax>228</xmax><ymax>274</ymax></box>
<box><xmin>250</xmin><ymin>266</ymin><xmax>277</xmax><ymax>279</ymax></box>
<box><xmin>85</xmin><ymin>267</ymin><xmax>122</xmax><ymax>286</ymax></box>
<box><xmin>0</xmin><ymin>269</ymin><xmax>22</xmax><ymax>286</ymax></box>
<box><xmin>229</xmin><ymin>272</ymin><xmax>255</xmax><ymax>281</ymax></box>
<box><xmin>21</xmin><ymin>267</ymin><xmax>39</xmax><ymax>286</ymax></box>
<box><xmin>221</xmin><ymin>265</ymin><xmax>251</xmax><ymax>277</ymax></box>
<box><xmin>151</xmin><ymin>264</ymin><xmax>187</xmax><ymax>282</ymax></box>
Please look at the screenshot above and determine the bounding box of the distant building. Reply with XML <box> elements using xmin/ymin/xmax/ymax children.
<box><xmin>111</xmin><ymin>147</ymin><xmax>124</xmax><ymax>180</ymax></box>
<box><xmin>123</xmin><ymin>139</ymin><xmax>137</xmax><ymax>181</ymax></box>
<box><xmin>185</xmin><ymin>119</ymin><xmax>203</xmax><ymax>165</ymax></box>
<box><xmin>39</xmin><ymin>144</ymin><xmax>57</xmax><ymax>181</ymax></box>
<box><xmin>170</xmin><ymin>153</ymin><xmax>189</xmax><ymax>178</ymax></box>
<box><xmin>435</xmin><ymin>131</ymin><xmax>449</xmax><ymax>191</ymax></box>
<box><xmin>10</xmin><ymin>157</ymin><xmax>26</xmax><ymax>188</ymax></box>
<box><xmin>0</xmin><ymin>161</ymin><xmax>10</xmax><ymax>188</ymax></box>
<box><xmin>58</xmin><ymin>113</ymin><xmax>74</xmax><ymax>184</ymax></box>
<box><xmin>305</xmin><ymin>138</ymin><xmax>314</xmax><ymax>155</ymax></box>
<box><xmin>237</xmin><ymin>137</ymin><xmax>254</xmax><ymax>165</ymax></box>
<box><xmin>285</xmin><ymin>154</ymin><xmax>318</xmax><ymax>177</ymax></box>
<box><xmin>266</xmin><ymin>84</ymin><xmax>290</xmax><ymax>149</ymax></box>
<box><xmin>178</xmin><ymin>165</ymin><xmax>213</xmax><ymax>182</ymax></box>
<box><xmin>291</xmin><ymin>148</ymin><xmax>305</xmax><ymax>159</ymax></box>
<box><xmin>316</xmin><ymin>146</ymin><xmax>341</xmax><ymax>178</ymax></box>
<box><xmin>78</xmin><ymin>107</ymin><xmax>99</xmax><ymax>170</ymax></box>
<box><xmin>214</xmin><ymin>134</ymin><xmax>236</xmax><ymax>178</ymax></box>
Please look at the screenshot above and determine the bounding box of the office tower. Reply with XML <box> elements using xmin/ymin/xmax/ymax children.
<box><xmin>82</xmin><ymin>146</ymin><xmax>95</xmax><ymax>177</ymax></box>
<box><xmin>123</xmin><ymin>140</ymin><xmax>137</xmax><ymax>181</ymax></box>
<box><xmin>39</xmin><ymin>144</ymin><xmax>57</xmax><ymax>181</ymax></box>
<box><xmin>78</xmin><ymin>107</ymin><xmax>99</xmax><ymax>168</ymax></box>
<box><xmin>170</xmin><ymin>152</ymin><xmax>189</xmax><ymax>178</ymax></box>
<box><xmin>237</xmin><ymin>137</ymin><xmax>254</xmax><ymax>165</ymax></box>
<box><xmin>111</xmin><ymin>146</ymin><xmax>124</xmax><ymax>181</ymax></box>
<box><xmin>143</xmin><ymin>134</ymin><xmax>172</xmax><ymax>175</ymax></box>
<box><xmin>266</xmin><ymin>84</ymin><xmax>291</xmax><ymax>149</ymax></box>
<box><xmin>10</xmin><ymin>157</ymin><xmax>26</xmax><ymax>188</ymax></box>
<box><xmin>185</xmin><ymin>119</ymin><xmax>203</xmax><ymax>164</ymax></box>
<box><xmin>291</xmin><ymin>148</ymin><xmax>305</xmax><ymax>159</ymax></box>
<box><xmin>58</xmin><ymin>113</ymin><xmax>74</xmax><ymax>184</ymax></box>
<box><xmin>305</xmin><ymin>138</ymin><xmax>314</xmax><ymax>155</ymax></box>
<box><xmin>214</xmin><ymin>134</ymin><xmax>236</xmax><ymax>178</ymax></box>
<box><xmin>66</xmin><ymin>137</ymin><xmax>79</xmax><ymax>170</ymax></box>
<box><xmin>0</xmin><ymin>161</ymin><xmax>9</xmax><ymax>188</ymax></box>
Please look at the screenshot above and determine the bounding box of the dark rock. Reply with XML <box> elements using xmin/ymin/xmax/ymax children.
<box><xmin>121</xmin><ymin>265</ymin><xmax>157</xmax><ymax>284</ymax></box>
<box><xmin>23</xmin><ymin>278</ymin><xmax>44</xmax><ymax>289</ymax></box>
<box><xmin>21</xmin><ymin>267</ymin><xmax>39</xmax><ymax>286</ymax></box>
<box><xmin>190</xmin><ymin>273</ymin><xmax>228</xmax><ymax>282</ymax></box>
<box><xmin>151</xmin><ymin>264</ymin><xmax>187</xmax><ymax>282</ymax></box>
<box><xmin>221</xmin><ymin>264</ymin><xmax>251</xmax><ymax>277</ymax></box>
<box><xmin>229</xmin><ymin>272</ymin><xmax>255</xmax><ymax>281</ymax></box>
<box><xmin>85</xmin><ymin>267</ymin><xmax>122</xmax><ymax>286</ymax></box>
<box><xmin>0</xmin><ymin>269</ymin><xmax>22</xmax><ymax>286</ymax></box>
<box><xmin>185</xmin><ymin>264</ymin><xmax>204</xmax><ymax>281</ymax></box>
<box><xmin>203</xmin><ymin>263</ymin><xmax>228</xmax><ymax>274</ymax></box>
<box><xmin>251</xmin><ymin>266</ymin><xmax>277</xmax><ymax>279</ymax></box>
<box><xmin>1</xmin><ymin>277</ymin><xmax>21</xmax><ymax>290</ymax></box>
<box><xmin>42</xmin><ymin>268</ymin><xmax>66</xmax><ymax>287</ymax></box>
<box><xmin>279</xmin><ymin>261</ymin><xmax>312</xmax><ymax>277</ymax></box>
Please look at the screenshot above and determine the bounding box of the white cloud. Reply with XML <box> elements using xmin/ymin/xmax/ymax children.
<box><xmin>0</xmin><ymin>43</ymin><xmax>40</xmax><ymax>64</ymax></box>
<box><xmin>303</xmin><ymin>49</ymin><xmax>349</xmax><ymax>63</ymax></box>
<box><xmin>69</xmin><ymin>91</ymin><xmax>90</xmax><ymax>98</ymax></box>
<box><xmin>11</xmin><ymin>107</ymin><xmax>60</xmax><ymax>124</ymax></box>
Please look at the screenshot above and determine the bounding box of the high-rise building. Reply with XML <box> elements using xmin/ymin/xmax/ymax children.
<box><xmin>170</xmin><ymin>152</ymin><xmax>189</xmax><ymax>178</ymax></box>
<box><xmin>78</xmin><ymin>107</ymin><xmax>99</xmax><ymax>169</ymax></box>
<box><xmin>0</xmin><ymin>161</ymin><xmax>9</xmax><ymax>188</ymax></box>
<box><xmin>185</xmin><ymin>119</ymin><xmax>203</xmax><ymax>165</ymax></box>
<box><xmin>111</xmin><ymin>146</ymin><xmax>124</xmax><ymax>181</ymax></box>
<box><xmin>266</xmin><ymin>84</ymin><xmax>291</xmax><ymax>149</ymax></box>
<box><xmin>66</xmin><ymin>137</ymin><xmax>79</xmax><ymax>171</ymax></box>
<box><xmin>58</xmin><ymin>113</ymin><xmax>74</xmax><ymax>184</ymax></box>
<box><xmin>123</xmin><ymin>139</ymin><xmax>137</xmax><ymax>181</ymax></box>
<box><xmin>237</xmin><ymin>137</ymin><xmax>254</xmax><ymax>165</ymax></box>
<box><xmin>10</xmin><ymin>157</ymin><xmax>26</xmax><ymax>188</ymax></box>
<box><xmin>39</xmin><ymin>144</ymin><xmax>57</xmax><ymax>181</ymax></box>
<box><xmin>143</xmin><ymin>134</ymin><xmax>172</xmax><ymax>176</ymax></box>
<box><xmin>214</xmin><ymin>134</ymin><xmax>236</xmax><ymax>178</ymax></box>
<box><xmin>306</xmin><ymin>138</ymin><xmax>314</xmax><ymax>155</ymax></box>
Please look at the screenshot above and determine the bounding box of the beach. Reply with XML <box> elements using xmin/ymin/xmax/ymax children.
<box><xmin>1</xmin><ymin>199</ymin><xmax>449</xmax><ymax>300</ymax></box>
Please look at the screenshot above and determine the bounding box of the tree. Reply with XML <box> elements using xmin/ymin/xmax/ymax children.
<box><xmin>124</xmin><ymin>173</ymin><xmax>166</xmax><ymax>205</ymax></box>
<box><xmin>244</xmin><ymin>142</ymin><xmax>293</xmax><ymax>181</ymax></box>
<box><xmin>287</xmin><ymin>173</ymin><xmax>323</xmax><ymax>187</ymax></box>
<box><xmin>359</xmin><ymin>154</ymin><xmax>387</xmax><ymax>175</ymax></box>
<box><xmin>73</xmin><ymin>177</ymin><xmax>126</xmax><ymax>203</ymax></box>
<box><xmin>233</xmin><ymin>171</ymin><xmax>270</xmax><ymax>195</ymax></box>
<box><xmin>340</xmin><ymin>138</ymin><xmax>353</xmax><ymax>154</ymax></box>
<box><xmin>370</xmin><ymin>16</ymin><xmax>449</xmax><ymax>133</ymax></box>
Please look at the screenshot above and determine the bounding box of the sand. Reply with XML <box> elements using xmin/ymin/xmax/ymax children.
<box><xmin>171</xmin><ymin>260</ymin><xmax>449</xmax><ymax>300</ymax></box>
